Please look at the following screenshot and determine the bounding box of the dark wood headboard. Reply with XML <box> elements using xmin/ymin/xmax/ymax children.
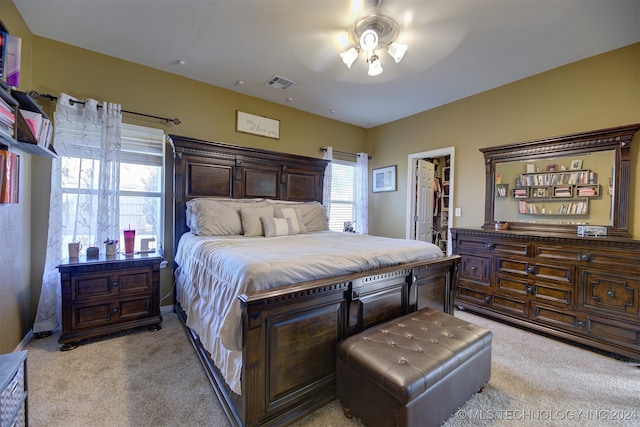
<box><xmin>169</xmin><ymin>134</ymin><xmax>329</xmax><ymax>250</ymax></box>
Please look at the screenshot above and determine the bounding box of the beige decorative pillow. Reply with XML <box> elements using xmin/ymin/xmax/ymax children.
<box><xmin>240</xmin><ymin>205</ymin><xmax>274</xmax><ymax>236</ymax></box>
<box><xmin>274</xmin><ymin>207</ymin><xmax>306</xmax><ymax>234</ymax></box>
<box><xmin>269</xmin><ymin>200</ymin><xmax>329</xmax><ymax>232</ymax></box>
<box><xmin>186</xmin><ymin>198</ymin><xmax>269</xmax><ymax>236</ymax></box>
<box><xmin>261</xmin><ymin>216</ymin><xmax>294</xmax><ymax>238</ymax></box>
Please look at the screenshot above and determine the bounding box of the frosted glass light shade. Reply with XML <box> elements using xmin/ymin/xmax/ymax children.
<box><xmin>367</xmin><ymin>55</ymin><xmax>383</xmax><ymax>76</ymax></box>
<box><xmin>387</xmin><ymin>43</ymin><xmax>407</xmax><ymax>63</ymax></box>
<box><xmin>340</xmin><ymin>48</ymin><xmax>359</xmax><ymax>68</ymax></box>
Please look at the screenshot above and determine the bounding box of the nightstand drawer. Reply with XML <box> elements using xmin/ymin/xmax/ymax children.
<box><xmin>73</xmin><ymin>295</ymin><xmax>155</xmax><ymax>329</ymax></box>
<box><xmin>72</xmin><ymin>266</ymin><xmax>153</xmax><ymax>300</ymax></box>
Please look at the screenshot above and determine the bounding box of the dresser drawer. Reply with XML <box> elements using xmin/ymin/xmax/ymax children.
<box><xmin>458</xmin><ymin>237</ymin><xmax>530</xmax><ymax>257</ymax></box>
<box><xmin>579</xmin><ymin>268</ymin><xmax>639</xmax><ymax>318</ymax></box>
<box><xmin>460</xmin><ymin>255</ymin><xmax>491</xmax><ymax>284</ymax></box>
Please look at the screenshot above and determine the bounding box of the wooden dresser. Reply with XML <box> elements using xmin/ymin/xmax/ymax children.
<box><xmin>57</xmin><ymin>253</ymin><xmax>163</xmax><ymax>350</ymax></box>
<box><xmin>451</xmin><ymin>228</ymin><xmax>640</xmax><ymax>359</ymax></box>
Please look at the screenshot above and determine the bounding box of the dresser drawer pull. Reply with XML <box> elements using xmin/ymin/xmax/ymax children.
<box><xmin>112</xmin><ymin>281</ymin><xmax>119</xmax><ymax>288</ymax></box>
<box><xmin>580</xmin><ymin>253</ymin><xmax>592</xmax><ymax>262</ymax></box>
<box><xmin>470</xmin><ymin>266</ymin><xmax>478</xmax><ymax>272</ymax></box>
<box><xmin>483</xmin><ymin>295</ymin><xmax>492</xmax><ymax>304</ymax></box>
<box><xmin>577</xmin><ymin>320</ymin><xmax>586</xmax><ymax>327</ymax></box>
<box><xmin>526</xmin><ymin>286</ymin><xmax>534</xmax><ymax>295</ymax></box>
<box><xmin>526</xmin><ymin>265</ymin><xmax>536</xmax><ymax>274</ymax></box>
<box><xmin>607</xmin><ymin>290</ymin><xmax>615</xmax><ymax>297</ymax></box>
<box><xmin>484</xmin><ymin>242</ymin><xmax>496</xmax><ymax>250</ymax></box>
<box><xmin>112</xmin><ymin>307</ymin><xmax>118</xmax><ymax>313</ymax></box>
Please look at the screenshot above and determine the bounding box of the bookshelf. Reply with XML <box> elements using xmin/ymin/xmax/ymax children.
<box><xmin>512</xmin><ymin>169</ymin><xmax>600</xmax><ymax>216</ymax></box>
<box><xmin>0</xmin><ymin>85</ymin><xmax>56</xmax><ymax>158</ymax></box>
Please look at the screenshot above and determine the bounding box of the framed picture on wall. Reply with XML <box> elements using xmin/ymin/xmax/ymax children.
<box><xmin>372</xmin><ymin>165</ymin><xmax>397</xmax><ymax>192</ymax></box>
<box><xmin>570</xmin><ymin>159</ymin><xmax>583</xmax><ymax>170</ymax></box>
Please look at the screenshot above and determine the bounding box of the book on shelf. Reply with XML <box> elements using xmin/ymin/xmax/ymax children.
<box><xmin>0</xmin><ymin>32</ymin><xmax>21</xmax><ymax>86</ymax></box>
<box><xmin>0</xmin><ymin>150</ymin><xmax>19</xmax><ymax>203</ymax></box>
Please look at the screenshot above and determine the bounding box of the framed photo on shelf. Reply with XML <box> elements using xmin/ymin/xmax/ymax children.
<box><xmin>546</xmin><ymin>164</ymin><xmax>558</xmax><ymax>172</ymax></box>
<box><xmin>570</xmin><ymin>159</ymin><xmax>583</xmax><ymax>170</ymax></box>
<box><xmin>372</xmin><ymin>165</ymin><xmax>397</xmax><ymax>192</ymax></box>
<box><xmin>526</xmin><ymin>164</ymin><xmax>536</xmax><ymax>173</ymax></box>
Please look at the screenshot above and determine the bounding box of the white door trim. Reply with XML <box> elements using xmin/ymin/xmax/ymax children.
<box><xmin>406</xmin><ymin>147</ymin><xmax>455</xmax><ymax>255</ymax></box>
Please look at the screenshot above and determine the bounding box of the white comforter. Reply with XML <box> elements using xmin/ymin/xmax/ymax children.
<box><xmin>174</xmin><ymin>231</ymin><xmax>443</xmax><ymax>395</ymax></box>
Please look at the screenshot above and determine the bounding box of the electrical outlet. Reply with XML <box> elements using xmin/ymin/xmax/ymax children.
<box><xmin>455</xmin><ymin>208</ymin><xmax>461</xmax><ymax>217</ymax></box>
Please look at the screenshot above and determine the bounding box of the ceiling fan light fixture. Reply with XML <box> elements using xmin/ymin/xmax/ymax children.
<box><xmin>340</xmin><ymin>13</ymin><xmax>406</xmax><ymax>77</ymax></box>
<box><xmin>340</xmin><ymin>47</ymin><xmax>359</xmax><ymax>68</ymax></box>
<box><xmin>387</xmin><ymin>42</ymin><xmax>407</xmax><ymax>63</ymax></box>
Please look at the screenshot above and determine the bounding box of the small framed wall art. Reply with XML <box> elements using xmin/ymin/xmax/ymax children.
<box><xmin>570</xmin><ymin>159</ymin><xmax>583</xmax><ymax>170</ymax></box>
<box><xmin>236</xmin><ymin>110</ymin><xmax>280</xmax><ymax>139</ymax></box>
<box><xmin>372</xmin><ymin>165</ymin><xmax>397</xmax><ymax>192</ymax></box>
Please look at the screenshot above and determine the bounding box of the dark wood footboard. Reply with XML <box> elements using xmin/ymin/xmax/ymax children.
<box><xmin>176</xmin><ymin>256</ymin><xmax>459</xmax><ymax>427</ymax></box>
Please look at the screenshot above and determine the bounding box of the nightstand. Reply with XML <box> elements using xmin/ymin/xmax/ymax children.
<box><xmin>0</xmin><ymin>350</ymin><xmax>27</xmax><ymax>427</ymax></box>
<box><xmin>57</xmin><ymin>253</ymin><xmax>163</xmax><ymax>351</ymax></box>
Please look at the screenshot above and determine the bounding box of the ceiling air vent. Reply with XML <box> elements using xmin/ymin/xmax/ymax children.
<box><xmin>265</xmin><ymin>74</ymin><xmax>297</xmax><ymax>91</ymax></box>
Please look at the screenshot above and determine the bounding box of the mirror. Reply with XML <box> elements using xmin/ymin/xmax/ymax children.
<box><xmin>480</xmin><ymin>124</ymin><xmax>639</xmax><ymax>237</ymax></box>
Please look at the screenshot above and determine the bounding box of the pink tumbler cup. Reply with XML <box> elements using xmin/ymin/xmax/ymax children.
<box><xmin>123</xmin><ymin>229</ymin><xmax>136</xmax><ymax>254</ymax></box>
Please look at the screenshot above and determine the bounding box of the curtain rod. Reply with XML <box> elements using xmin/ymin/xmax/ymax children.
<box><xmin>319</xmin><ymin>146</ymin><xmax>371</xmax><ymax>159</ymax></box>
<box><xmin>27</xmin><ymin>91</ymin><xmax>181</xmax><ymax>125</ymax></box>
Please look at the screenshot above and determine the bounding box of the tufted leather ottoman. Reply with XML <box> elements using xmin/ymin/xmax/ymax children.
<box><xmin>336</xmin><ymin>307</ymin><xmax>492</xmax><ymax>427</ymax></box>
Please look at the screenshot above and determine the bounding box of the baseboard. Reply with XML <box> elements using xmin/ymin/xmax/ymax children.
<box><xmin>161</xmin><ymin>304</ymin><xmax>174</xmax><ymax>315</ymax></box>
<box><xmin>14</xmin><ymin>329</ymin><xmax>33</xmax><ymax>352</ymax></box>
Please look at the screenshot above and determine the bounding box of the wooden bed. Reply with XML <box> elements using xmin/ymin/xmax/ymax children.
<box><xmin>169</xmin><ymin>134</ymin><xmax>460</xmax><ymax>426</ymax></box>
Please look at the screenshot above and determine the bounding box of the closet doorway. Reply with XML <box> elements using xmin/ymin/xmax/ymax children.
<box><xmin>406</xmin><ymin>147</ymin><xmax>455</xmax><ymax>255</ymax></box>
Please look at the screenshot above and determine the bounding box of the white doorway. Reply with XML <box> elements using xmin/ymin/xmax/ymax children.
<box><xmin>406</xmin><ymin>147</ymin><xmax>455</xmax><ymax>255</ymax></box>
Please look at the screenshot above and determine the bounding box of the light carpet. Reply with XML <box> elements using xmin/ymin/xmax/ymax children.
<box><xmin>25</xmin><ymin>309</ymin><xmax>639</xmax><ymax>426</ymax></box>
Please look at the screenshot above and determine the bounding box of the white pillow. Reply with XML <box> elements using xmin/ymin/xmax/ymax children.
<box><xmin>240</xmin><ymin>205</ymin><xmax>274</xmax><ymax>237</ymax></box>
<box><xmin>261</xmin><ymin>216</ymin><xmax>294</xmax><ymax>238</ymax></box>
<box><xmin>274</xmin><ymin>207</ymin><xmax>306</xmax><ymax>234</ymax></box>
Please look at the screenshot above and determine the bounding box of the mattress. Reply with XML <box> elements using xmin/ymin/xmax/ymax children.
<box><xmin>174</xmin><ymin>230</ymin><xmax>444</xmax><ymax>394</ymax></box>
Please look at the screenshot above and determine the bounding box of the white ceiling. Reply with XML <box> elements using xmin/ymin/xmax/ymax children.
<box><xmin>13</xmin><ymin>0</ymin><xmax>640</xmax><ymax>129</ymax></box>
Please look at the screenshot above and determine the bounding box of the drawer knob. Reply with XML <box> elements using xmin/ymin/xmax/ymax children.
<box><xmin>112</xmin><ymin>307</ymin><xmax>118</xmax><ymax>313</ymax></box>
<box><xmin>580</xmin><ymin>253</ymin><xmax>591</xmax><ymax>262</ymax></box>
<box><xmin>483</xmin><ymin>295</ymin><xmax>492</xmax><ymax>304</ymax></box>
<box><xmin>484</xmin><ymin>242</ymin><xmax>496</xmax><ymax>250</ymax></box>
<box><xmin>607</xmin><ymin>290</ymin><xmax>615</xmax><ymax>298</ymax></box>
<box><xmin>471</xmin><ymin>266</ymin><xmax>478</xmax><ymax>272</ymax></box>
<box><xmin>526</xmin><ymin>286</ymin><xmax>534</xmax><ymax>295</ymax></box>
<box><xmin>577</xmin><ymin>320</ymin><xmax>585</xmax><ymax>327</ymax></box>
<box><xmin>527</xmin><ymin>266</ymin><xmax>536</xmax><ymax>274</ymax></box>
<box><xmin>112</xmin><ymin>281</ymin><xmax>119</xmax><ymax>288</ymax></box>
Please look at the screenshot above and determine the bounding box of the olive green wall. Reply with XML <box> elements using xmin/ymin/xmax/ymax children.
<box><xmin>367</xmin><ymin>43</ymin><xmax>640</xmax><ymax>239</ymax></box>
<box><xmin>0</xmin><ymin>0</ymin><xmax>34</xmax><ymax>354</ymax></box>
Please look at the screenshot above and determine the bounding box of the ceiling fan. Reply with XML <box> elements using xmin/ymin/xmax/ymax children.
<box><xmin>286</xmin><ymin>0</ymin><xmax>468</xmax><ymax>82</ymax></box>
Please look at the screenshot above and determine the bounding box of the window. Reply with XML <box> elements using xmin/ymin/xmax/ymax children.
<box><xmin>328</xmin><ymin>160</ymin><xmax>356</xmax><ymax>232</ymax></box>
<box><xmin>60</xmin><ymin>123</ymin><xmax>165</xmax><ymax>252</ymax></box>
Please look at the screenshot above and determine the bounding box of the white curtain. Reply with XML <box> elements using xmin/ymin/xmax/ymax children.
<box><xmin>322</xmin><ymin>146</ymin><xmax>333</xmax><ymax>213</ymax></box>
<box><xmin>356</xmin><ymin>153</ymin><xmax>369</xmax><ymax>234</ymax></box>
<box><xmin>33</xmin><ymin>94</ymin><xmax>123</xmax><ymax>333</ymax></box>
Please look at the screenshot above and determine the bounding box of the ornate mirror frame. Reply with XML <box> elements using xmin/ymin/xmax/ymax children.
<box><xmin>480</xmin><ymin>124</ymin><xmax>640</xmax><ymax>237</ymax></box>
